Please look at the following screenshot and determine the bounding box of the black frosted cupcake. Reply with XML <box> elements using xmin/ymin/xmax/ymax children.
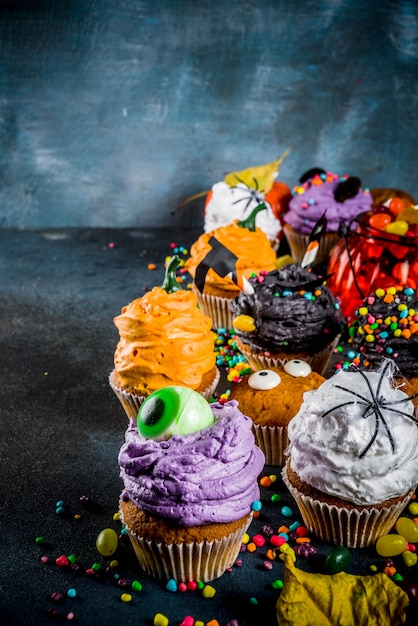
<box><xmin>230</xmin><ymin>264</ymin><xmax>346</xmax><ymax>375</ymax></box>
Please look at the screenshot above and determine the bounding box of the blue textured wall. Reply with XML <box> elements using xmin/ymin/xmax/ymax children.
<box><xmin>1</xmin><ymin>0</ymin><xmax>418</xmax><ymax>228</ymax></box>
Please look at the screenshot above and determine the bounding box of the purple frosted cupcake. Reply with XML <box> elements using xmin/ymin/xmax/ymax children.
<box><xmin>283</xmin><ymin>169</ymin><xmax>372</xmax><ymax>264</ymax></box>
<box><xmin>118</xmin><ymin>388</ymin><xmax>265</xmax><ymax>582</ymax></box>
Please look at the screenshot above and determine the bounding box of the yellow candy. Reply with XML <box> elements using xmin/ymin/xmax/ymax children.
<box><xmin>402</xmin><ymin>551</ymin><xmax>418</xmax><ymax>567</ymax></box>
<box><xmin>375</xmin><ymin>534</ymin><xmax>407</xmax><ymax>557</ymax></box>
<box><xmin>358</xmin><ymin>307</ymin><xmax>368</xmax><ymax>315</ymax></box>
<box><xmin>276</xmin><ymin>254</ymin><xmax>294</xmax><ymax>270</ymax></box>
<box><xmin>120</xmin><ymin>593</ymin><xmax>132</xmax><ymax>603</ymax></box>
<box><xmin>96</xmin><ymin>528</ymin><xmax>118</xmax><ymax>557</ymax></box>
<box><xmin>154</xmin><ymin>614</ymin><xmax>169</xmax><ymax>626</ymax></box>
<box><xmin>232</xmin><ymin>314</ymin><xmax>256</xmax><ymax>332</ymax></box>
<box><xmin>375</xmin><ymin>289</ymin><xmax>385</xmax><ymax>298</ymax></box>
<box><xmin>365</xmin><ymin>334</ymin><xmax>375</xmax><ymax>342</ymax></box>
<box><xmin>202</xmin><ymin>584</ymin><xmax>216</xmax><ymax>598</ymax></box>
<box><xmin>385</xmin><ymin>220</ymin><xmax>409</xmax><ymax>236</ymax></box>
<box><xmin>409</xmin><ymin>502</ymin><xmax>418</xmax><ymax>516</ymax></box>
<box><xmin>396</xmin><ymin>517</ymin><xmax>418</xmax><ymax>543</ymax></box>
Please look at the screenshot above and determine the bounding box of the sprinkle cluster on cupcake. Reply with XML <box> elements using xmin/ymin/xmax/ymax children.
<box><xmin>348</xmin><ymin>286</ymin><xmax>418</xmax><ymax>376</ymax></box>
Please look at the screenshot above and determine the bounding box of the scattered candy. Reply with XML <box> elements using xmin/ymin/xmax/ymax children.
<box><xmin>409</xmin><ymin>502</ymin><xmax>418</xmax><ymax>516</ymax></box>
<box><xmin>202</xmin><ymin>584</ymin><xmax>216</xmax><ymax>599</ymax></box>
<box><xmin>325</xmin><ymin>546</ymin><xmax>351</xmax><ymax>574</ymax></box>
<box><xmin>96</xmin><ymin>528</ymin><xmax>119</xmax><ymax>557</ymax></box>
<box><xmin>396</xmin><ymin>517</ymin><xmax>418</xmax><ymax>543</ymax></box>
<box><xmin>120</xmin><ymin>593</ymin><xmax>132</xmax><ymax>602</ymax></box>
<box><xmin>166</xmin><ymin>579</ymin><xmax>177</xmax><ymax>592</ymax></box>
<box><xmin>376</xmin><ymin>534</ymin><xmax>407</xmax><ymax>557</ymax></box>
<box><xmin>154</xmin><ymin>614</ymin><xmax>169</xmax><ymax>626</ymax></box>
<box><xmin>402</xmin><ymin>551</ymin><xmax>418</xmax><ymax>567</ymax></box>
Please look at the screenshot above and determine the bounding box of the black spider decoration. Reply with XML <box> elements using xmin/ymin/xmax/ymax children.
<box><xmin>322</xmin><ymin>361</ymin><xmax>418</xmax><ymax>458</ymax></box>
<box><xmin>230</xmin><ymin>175</ymin><xmax>265</xmax><ymax>213</ymax></box>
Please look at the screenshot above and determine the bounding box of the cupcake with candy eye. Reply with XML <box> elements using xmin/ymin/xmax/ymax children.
<box><xmin>283</xmin><ymin>168</ymin><xmax>372</xmax><ymax>265</ymax></box>
<box><xmin>118</xmin><ymin>386</ymin><xmax>265</xmax><ymax>582</ymax></box>
<box><xmin>230</xmin><ymin>262</ymin><xmax>346</xmax><ymax>375</ymax></box>
<box><xmin>229</xmin><ymin>360</ymin><xmax>325</xmax><ymax>466</ymax></box>
<box><xmin>110</xmin><ymin>256</ymin><xmax>219</xmax><ymax>419</ymax></box>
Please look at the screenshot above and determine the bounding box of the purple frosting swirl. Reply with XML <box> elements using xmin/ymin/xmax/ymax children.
<box><xmin>118</xmin><ymin>400</ymin><xmax>265</xmax><ymax>526</ymax></box>
<box><xmin>284</xmin><ymin>172</ymin><xmax>372</xmax><ymax>234</ymax></box>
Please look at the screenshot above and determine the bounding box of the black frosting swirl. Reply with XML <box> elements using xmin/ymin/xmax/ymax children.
<box><xmin>230</xmin><ymin>265</ymin><xmax>346</xmax><ymax>353</ymax></box>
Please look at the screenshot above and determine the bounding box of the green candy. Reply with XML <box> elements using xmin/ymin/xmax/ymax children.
<box><xmin>325</xmin><ymin>546</ymin><xmax>351</xmax><ymax>574</ymax></box>
<box><xmin>96</xmin><ymin>528</ymin><xmax>119</xmax><ymax>557</ymax></box>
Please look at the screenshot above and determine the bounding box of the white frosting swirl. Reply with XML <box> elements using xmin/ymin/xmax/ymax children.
<box><xmin>286</xmin><ymin>366</ymin><xmax>418</xmax><ymax>505</ymax></box>
<box><xmin>204</xmin><ymin>181</ymin><xmax>281</xmax><ymax>244</ymax></box>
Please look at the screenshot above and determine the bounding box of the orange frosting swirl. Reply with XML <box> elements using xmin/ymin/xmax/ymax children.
<box><xmin>113</xmin><ymin>287</ymin><xmax>216</xmax><ymax>393</ymax></box>
<box><xmin>185</xmin><ymin>222</ymin><xmax>277</xmax><ymax>294</ymax></box>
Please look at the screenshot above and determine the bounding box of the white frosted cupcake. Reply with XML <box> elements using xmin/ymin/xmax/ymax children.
<box><xmin>282</xmin><ymin>360</ymin><xmax>418</xmax><ymax>547</ymax></box>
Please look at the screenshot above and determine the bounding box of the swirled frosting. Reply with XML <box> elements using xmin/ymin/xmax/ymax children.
<box><xmin>230</xmin><ymin>264</ymin><xmax>345</xmax><ymax>353</ymax></box>
<box><xmin>113</xmin><ymin>287</ymin><xmax>216</xmax><ymax>392</ymax></box>
<box><xmin>286</xmin><ymin>366</ymin><xmax>418</xmax><ymax>505</ymax></box>
<box><xmin>204</xmin><ymin>182</ymin><xmax>282</xmax><ymax>244</ymax></box>
<box><xmin>185</xmin><ymin>222</ymin><xmax>277</xmax><ymax>295</ymax></box>
<box><xmin>284</xmin><ymin>171</ymin><xmax>372</xmax><ymax>235</ymax></box>
<box><xmin>118</xmin><ymin>400</ymin><xmax>265</xmax><ymax>525</ymax></box>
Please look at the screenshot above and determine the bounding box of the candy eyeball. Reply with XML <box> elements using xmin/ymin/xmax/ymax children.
<box><xmin>283</xmin><ymin>359</ymin><xmax>312</xmax><ymax>377</ymax></box>
<box><xmin>137</xmin><ymin>386</ymin><xmax>214</xmax><ymax>441</ymax></box>
<box><xmin>248</xmin><ymin>370</ymin><xmax>281</xmax><ymax>390</ymax></box>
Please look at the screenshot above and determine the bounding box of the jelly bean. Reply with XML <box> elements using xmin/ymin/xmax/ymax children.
<box><xmin>202</xmin><ymin>584</ymin><xmax>216</xmax><ymax>598</ymax></box>
<box><xmin>232</xmin><ymin>314</ymin><xmax>256</xmax><ymax>332</ymax></box>
<box><xmin>96</xmin><ymin>528</ymin><xmax>119</xmax><ymax>557</ymax></box>
<box><xmin>396</xmin><ymin>517</ymin><xmax>418</xmax><ymax>543</ymax></box>
<box><xmin>402</xmin><ymin>551</ymin><xmax>418</xmax><ymax>567</ymax></box>
<box><xmin>385</xmin><ymin>220</ymin><xmax>409</xmax><ymax>236</ymax></box>
<box><xmin>281</xmin><ymin>506</ymin><xmax>293</xmax><ymax>518</ymax></box>
<box><xmin>154</xmin><ymin>614</ymin><xmax>169</xmax><ymax>626</ymax></box>
<box><xmin>398</xmin><ymin>580</ymin><xmax>418</xmax><ymax>602</ymax></box>
<box><xmin>324</xmin><ymin>546</ymin><xmax>351</xmax><ymax>574</ymax></box>
<box><xmin>376</xmin><ymin>534</ymin><xmax>407</xmax><ymax>557</ymax></box>
<box><xmin>409</xmin><ymin>503</ymin><xmax>418</xmax><ymax>516</ymax></box>
<box><xmin>369</xmin><ymin>213</ymin><xmax>392</xmax><ymax>230</ymax></box>
<box><xmin>388</xmin><ymin>197</ymin><xmax>405</xmax><ymax>215</ymax></box>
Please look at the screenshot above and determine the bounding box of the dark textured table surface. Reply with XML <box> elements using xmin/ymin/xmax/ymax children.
<box><xmin>1</xmin><ymin>228</ymin><xmax>417</xmax><ymax>626</ymax></box>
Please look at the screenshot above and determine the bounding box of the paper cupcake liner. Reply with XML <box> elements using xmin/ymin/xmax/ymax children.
<box><xmin>253</xmin><ymin>424</ymin><xmax>289</xmax><ymax>466</ymax></box>
<box><xmin>282</xmin><ymin>465</ymin><xmax>413</xmax><ymax>548</ymax></box>
<box><xmin>109</xmin><ymin>368</ymin><xmax>220</xmax><ymax>420</ymax></box>
<box><xmin>193</xmin><ymin>289</ymin><xmax>235</xmax><ymax>330</ymax></box>
<box><xmin>236</xmin><ymin>336</ymin><xmax>340</xmax><ymax>376</ymax></box>
<box><xmin>121</xmin><ymin>512</ymin><xmax>253</xmax><ymax>583</ymax></box>
<box><xmin>283</xmin><ymin>225</ymin><xmax>340</xmax><ymax>266</ymax></box>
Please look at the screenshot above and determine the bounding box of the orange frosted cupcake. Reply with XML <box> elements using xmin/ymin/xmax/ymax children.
<box><xmin>110</xmin><ymin>256</ymin><xmax>219</xmax><ymax>419</ymax></box>
<box><xmin>185</xmin><ymin>204</ymin><xmax>277</xmax><ymax>329</ymax></box>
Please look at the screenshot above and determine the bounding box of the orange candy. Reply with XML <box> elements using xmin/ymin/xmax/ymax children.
<box><xmin>369</xmin><ymin>213</ymin><xmax>392</xmax><ymax>230</ymax></box>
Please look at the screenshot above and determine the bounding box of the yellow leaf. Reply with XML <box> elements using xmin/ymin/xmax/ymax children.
<box><xmin>276</xmin><ymin>554</ymin><xmax>409</xmax><ymax>626</ymax></box>
<box><xmin>223</xmin><ymin>149</ymin><xmax>289</xmax><ymax>193</ymax></box>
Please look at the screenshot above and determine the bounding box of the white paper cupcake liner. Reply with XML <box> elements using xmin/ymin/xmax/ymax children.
<box><xmin>120</xmin><ymin>512</ymin><xmax>252</xmax><ymax>583</ymax></box>
<box><xmin>253</xmin><ymin>424</ymin><xmax>289</xmax><ymax>466</ymax></box>
<box><xmin>193</xmin><ymin>289</ymin><xmax>235</xmax><ymax>330</ymax></box>
<box><xmin>109</xmin><ymin>367</ymin><xmax>220</xmax><ymax>420</ymax></box>
<box><xmin>236</xmin><ymin>336</ymin><xmax>340</xmax><ymax>376</ymax></box>
<box><xmin>282</xmin><ymin>464</ymin><xmax>414</xmax><ymax>548</ymax></box>
<box><xmin>283</xmin><ymin>224</ymin><xmax>340</xmax><ymax>266</ymax></box>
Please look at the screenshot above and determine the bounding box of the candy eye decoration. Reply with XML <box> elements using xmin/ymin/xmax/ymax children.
<box><xmin>284</xmin><ymin>359</ymin><xmax>312</xmax><ymax>378</ymax></box>
<box><xmin>137</xmin><ymin>386</ymin><xmax>214</xmax><ymax>441</ymax></box>
<box><xmin>248</xmin><ymin>370</ymin><xmax>281</xmax><ymax>390</ymax></box>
